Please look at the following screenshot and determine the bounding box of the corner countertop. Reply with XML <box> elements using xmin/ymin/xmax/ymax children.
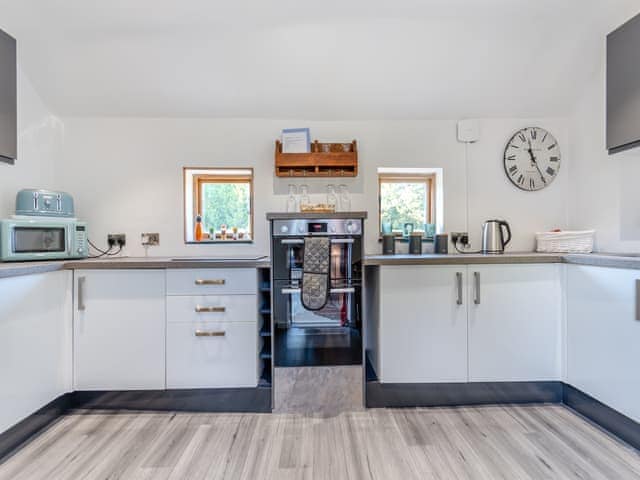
<box><xmin>0</xmin><ymin>261</ymin><xmax>68</xmax><ymax>279</ymax></box>
<box><xmin>563</xmin><ymin>253</ymin><xmax>640</xmax><ymax>270</ymax></box>
<box><xmin>0</xmin><ymin>256</ymin><xmax>271</xmax><ymax>280</ymax></box>
<box><xmin>266</xmin><ymin>212</ymin><xmax>368</xmax><ymax>220</ymax></box>
<box><xmin>364</xmin><ymin>252</ymin><xmax>564</xmax><ymax>266</ymax></box>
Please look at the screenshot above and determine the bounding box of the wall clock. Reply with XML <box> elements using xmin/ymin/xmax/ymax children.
<box><xmin>503</xmin><ymin>127</ymin><xmax>561</xmax><ymax>191</ymax></box>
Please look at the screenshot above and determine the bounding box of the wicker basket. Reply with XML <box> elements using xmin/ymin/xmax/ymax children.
<box><xmin>535</xmin><ymin>230</ymin><xmax>595</xmax><ymax>253</ymax></box>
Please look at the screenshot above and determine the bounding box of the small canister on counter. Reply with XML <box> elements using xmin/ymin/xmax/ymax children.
<box><xmin>434</xmin><ymin>234</ymin><xmax>449</xmax><ymax>254</ymax></box>
<box><xmin>409</xmin><ymin>232</ymin><xmax>423</xmax><ymax>255</ymax></box>
<box><xmin>382</xmin><ymin>234</ymin><xmax>396</xmax><ymax>255</ymax></box>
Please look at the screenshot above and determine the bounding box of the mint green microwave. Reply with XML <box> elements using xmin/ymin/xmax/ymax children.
<box><xmin>0</xmin><ymin>218</ymin><xmax>88</xmax><ymax>262</ymax></box>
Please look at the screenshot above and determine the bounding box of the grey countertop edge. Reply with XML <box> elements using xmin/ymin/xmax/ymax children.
<box><xmin>0</xmin><ymin>261</ymin><xmax>66</xmax><ymax>279</ymax></box>
<box><xmin>363</xmin><ymin>253</ymin><xmax>565</xmax><ymax>266</ymax></box>
<box><xmin>364</xmin><ymin>253</ymin><xmax>640</xmax><ymax>269</ymax></box>
<box><xmin>266</xmin><ymin>211</ymin><xmax>368</xmax><ymax>220</ymax></box>
<box><xmin>3</xmin><ymin>253</ymin><xmax>640</xmax><ymax>280</ymax></box>
<box><xmin>63</xmin><ymin>257</ymin><xmax>273</xmax><ymax>270</ymax></box>
<box><xmin>562</xmin><ymin>254</ymin><xmax>640</xmax><ymax>270</ymax></box>
<box><xmin>0</xmin><ymin>257</ymin><xmax>271</xmax><ymax>279</ymax></box>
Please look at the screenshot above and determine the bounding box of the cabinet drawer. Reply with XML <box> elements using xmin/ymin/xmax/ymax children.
<box><xmin>167</xmin><ymin>321</ymin><xmax>258</xmax><ymax>389</ymax></box>
<box><xmin>167</xmin><ymin>295</ymin><xmax>257</xmax><ymax>324</ymax></box>
<box><xmin>166</xmin><ymin>268</ymin><xmax>256</xmax><ymax>295</ymax></box>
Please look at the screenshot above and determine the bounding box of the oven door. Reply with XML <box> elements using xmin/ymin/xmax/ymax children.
<box><xmin>274</xmin><ymin>279</ymin><xmax>359</xmax><ymax>328</ymax></box>
<box><xmin>272</xmin><ymin>236</ymin><xmax>361</xmax><ymax>326</ymax></box>
<box><xmin>273</xmin><ymin>279</ymin><xmax>362</xmax><ymax>367</ymax></box>
<box><xmin>272</xmin><ymin>236</ymin><xmax>361</xmax><ymax>281</ymax></box>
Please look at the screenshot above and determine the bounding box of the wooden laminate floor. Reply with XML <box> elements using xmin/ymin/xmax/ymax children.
<box><xmin>1</xmin><ymin>405</ymin><xmax>639</xmax><ymax>480</ymax></box>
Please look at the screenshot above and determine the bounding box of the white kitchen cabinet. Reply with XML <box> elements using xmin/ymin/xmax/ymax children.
<box><xmin>165</xmin><ymin>268</ymin><xmax>258</xmax><ymax>389</ymax></box>
<box><xmin>468</xmin><ymin>264</ymin><xmax>562</xmax><ymax>382</ymax></box>
<box><xmin>167</xmin><ymin>321</ymin><xmax>258</xmax><ymax>388</ymax></box>
<box><xmin>0</xmin><ymin>271</ymin><xmax>72</xmax><ymax>434</ymax></box>
<box><xmin>166</xmin><ymin>294</ymin><xmax>257</xmax><ymax>324</ymax></box>
<box><xmin>73</xmin><ymin>270</ymin><xmax>166</xmax><ymax>390</ymax></box>
<box><xmin>166</xmin><ymin>268</ymin><xmax>256</xmax><ymax>295</ymax></box>
<box><xmin>378</xmin><ymin>265</ymin><xmax>468</xmax><ymax>383</ymax></box>
<box><xmin>567</xmin><ymin>265</ymin><xmax>640</xmax><ymax>423</ymax></box>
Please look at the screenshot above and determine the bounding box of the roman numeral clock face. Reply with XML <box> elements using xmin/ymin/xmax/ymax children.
<box><xmin>504</xmin><ymin>127</ymin><xmax>561</xmax><ymax>191</ymax></box>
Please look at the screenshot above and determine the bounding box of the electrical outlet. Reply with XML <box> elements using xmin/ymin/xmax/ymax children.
<box><xmin>107</xmin><ymin>234</ymin><xmax>126</xmax><ymax>248</ymax></box>
<box><xmin>141</xmin><ymin>233</ymin><xmax>160</xmax><ymax>246</ymax></box>
<box><xmin>451</xmin><ymin>232</ymin><xmax>469</xmax><ymax>246</ymax></box>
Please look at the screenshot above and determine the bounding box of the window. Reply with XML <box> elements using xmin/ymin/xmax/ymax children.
<box><xmin>378</xmin><ymin>172</ymin><xmax>435</xmax><ymax>236</ymax></box>
<box><xmin>183</xmin><ymin>168</ymin><xmax>253</xmax><ymax>242</ymax></box>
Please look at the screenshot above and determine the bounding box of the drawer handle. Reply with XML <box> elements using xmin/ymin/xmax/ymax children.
<box><xmin>195</xmin><ymin>305</ymin><xmax>226</xmax><ymax>313</ymax></box>
<box><xmin>195</xmin><ymin>279</ymin><xmax>226</xmax><ymax>286</ymax></box>
<box><xmin>194</xmin><ymin>330</ymin><xmax>226</xmax><ymax>337</ymax></box>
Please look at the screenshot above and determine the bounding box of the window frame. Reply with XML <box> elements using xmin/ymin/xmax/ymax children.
<box><xmin>183</xmin><ymin>167</ymin><xmax>254</xmax><ymax>243</ymax></box>
<box><xmin>378</xmin><ymin>173</ymin><xmax>436</xmax><ymax>235</ymax></box>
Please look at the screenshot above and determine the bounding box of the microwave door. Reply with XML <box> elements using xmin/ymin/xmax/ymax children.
<box><xmin>13</xmin><ymin>226</ymin><xmax>66</xmax><ymax>253</ymax></box>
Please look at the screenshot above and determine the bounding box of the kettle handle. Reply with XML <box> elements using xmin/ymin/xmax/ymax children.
<box><xmin>500</xmin><ymin>221</ymin><xmax>512</xmax><ymax>248</ymax></box>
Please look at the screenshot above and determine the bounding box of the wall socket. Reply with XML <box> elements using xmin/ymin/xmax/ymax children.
<box><xmin>107</xmin><ymin>234</ymin><xmax>126</xmax><ymax>248</ymax></box>
<box><xmin>141</xmin><ymin>233</ymin><xmax>160</xmax><ymax>246</ymax></box>
<box><xmin>451</xmin><ymin>232</ymin><xmax>469</xmax><ymax>246</ymax></box>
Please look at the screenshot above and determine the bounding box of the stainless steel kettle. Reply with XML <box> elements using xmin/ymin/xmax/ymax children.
<box><xmin>481</xmin><ymin>220</ymin><xmax>512</xmax><ymax>254</ymax></box>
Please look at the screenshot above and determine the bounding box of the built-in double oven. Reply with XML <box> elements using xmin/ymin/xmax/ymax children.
<box><xmin>271</xmin><ymin>218</ymin><xmax>363</xmax><ymax>367</ymax></box>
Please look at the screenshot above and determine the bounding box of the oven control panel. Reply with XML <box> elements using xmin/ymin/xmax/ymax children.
<box><xmin>273</xmin><ymin>219</ymin><xmax>362</xmax><ymax>236</ymax></box>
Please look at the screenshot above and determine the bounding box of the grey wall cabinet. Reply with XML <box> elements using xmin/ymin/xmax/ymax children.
<box><xmin>607</xmin><ymin>12</ymin><xmax>640</xmax><ymax>155</ymax></box>
<box><xmin>0</xmin><ymin>29</ymin><xmax>16</xmax><ymax>164</ymax></box>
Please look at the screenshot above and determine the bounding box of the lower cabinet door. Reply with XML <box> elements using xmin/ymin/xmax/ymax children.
<box><xmin>379</xmin><ymin>265</ymin><xmax>468</xmax><ymax>383</ymax></box>
<box><xmin>73</xmin><ymin>270</ymin><xmax>166</xmax><ymax>390</ymax></box>
<box><xmin>468</xmin><ymin>264</ymin><xmax>562</xmax><ymax>382</ymax></box>
<box><xmin>167</xmin><ymin>321</ymin><xmax>258</xmax><ymax>389</ymax></box>
<box><xmin>567</xmin><ymin>265</ymin><xmax>640</xmax><ymax>423</ymax></box>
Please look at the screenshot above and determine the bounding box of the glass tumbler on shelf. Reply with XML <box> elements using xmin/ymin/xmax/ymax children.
<box><xmin>299</xmin><ymin>184</ymin><xmax>310</xmax><ymax>211</ymax></box>
<box><xmin>338</xmin><ymin>184</ymin><xmax>351</xmax><ymax>212</ymax></box>
<box><xmin>326</xmin><ymin>184</ymin><xmax>338</xmax><ymax>211</ymax></box>
<box><xmin>286</xmin><ymin>184</ymin><xmax>297</xmax><ymax>212</ymax></box>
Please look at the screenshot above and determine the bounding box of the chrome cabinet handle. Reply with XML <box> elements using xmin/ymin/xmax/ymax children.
<box><xmin>281</xmin><ymin>238</ymin><xmax>354</xmax><ymax>245</ymax></box>
<box><xmin>456</xmin><ymin>272</ymin><xmax>463</xmax><ymax>305</ymax></box>
<box><xmin>195</xmin><ymin>330</ymin><xmax>226</xmax><ymax>337</ymax></box>
<box><xmin>636</xmin><ymin>280</ymin><xmax>640</xmax><ymax>321</ymax></box>
<box><xmin>195</xmin><ymin>305</ymin><xmax>226</xmax><ymax>313</ymax></box>
<box><xmin>281</xmin><ymin>239</ymin><xmax>304</xmax><ymax>245</ymax></box>
<box><xmin>195</xmin><ymin>279</ymin><xmax>225</xmax><ymax>286</ymax></box>
<box><xmin>78</xmin><ymin>276</ymin><xmax>86</xmax><ymax>311</ymax></box>
<box><xmin>281</xmin><ymin>287</ymin><xmax>355</xmax><ymax>294</ymax></box>
<box><xmin>473</xmin><ymin>272</ymin><xmax>481</xmax><ymax>305</ymax></box>
<box><xmin>281</xmin><ymin>288</ymin><xmax>301</xmax><ymax>294</ymax></box>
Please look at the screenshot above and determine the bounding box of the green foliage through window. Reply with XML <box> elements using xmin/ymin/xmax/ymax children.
<box><xmin>380</xmin><ymin>181</ymin><xmax>429</xmax><ymax>232</ymax></box>
<box><xmin>201</xmin><ymin>182</ymin><xmax>251</xmax><ymax>233</ymax></box>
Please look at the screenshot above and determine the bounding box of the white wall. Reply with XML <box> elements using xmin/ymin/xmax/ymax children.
<box><xmin>58</xmin><ymin>116</ymin><xmax>569</xmax><ymax>256</ymax></box>
<box><xmin>568</xmin><ymin>6</ymin><xmax>640</xmax><ymax>252</ymax></box>
<box><xmin>0</xmin><ymin>66</ymin><xmax>64</xmax><ymax>217</ymax></box>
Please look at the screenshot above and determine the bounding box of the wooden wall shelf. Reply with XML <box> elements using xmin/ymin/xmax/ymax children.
<box><xmin>275</xmin><ymin>140</ymin><xmax>358</xmax><ymax>177</ymax></box>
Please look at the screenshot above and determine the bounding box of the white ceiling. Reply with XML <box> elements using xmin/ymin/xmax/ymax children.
<box><xmin>0</xmin><ymin>0</ymin><xmax>638</xmax><ymax>119</ymax></box>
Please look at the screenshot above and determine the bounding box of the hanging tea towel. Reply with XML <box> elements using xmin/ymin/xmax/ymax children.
<box><xmin>301</xmin><ymin>236</ymin><xmax>331</xmax><ymax>311</ymax></box>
